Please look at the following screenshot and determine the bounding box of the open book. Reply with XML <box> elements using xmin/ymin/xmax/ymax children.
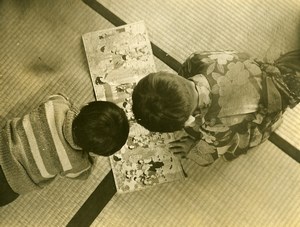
<box><xmin>82</xmin><ymin>21</ymin><xmax>185</xmax><ymax>193</ymax></box>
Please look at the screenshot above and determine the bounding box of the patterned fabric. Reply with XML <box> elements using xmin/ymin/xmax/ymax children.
<box><xmin>179</xmin><ymin>50</ymin><xmax>299</xmax><ymax>165</ymax></box>
<box><xmin>259</xmin><ymin>49</ymin><xmax>300</xmax><ymax>109</ymax></box>
<box><xmin>0</xmin><ymin>94</ymin><xmax>92</xmax><ymax>194</ymax></box>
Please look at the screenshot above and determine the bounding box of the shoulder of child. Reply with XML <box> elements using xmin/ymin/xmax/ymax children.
<box><xmin>42</xmin><ymin>93</ymin><xmax>76</xmax><ymax>107</ymax></box>
<box><xmin>46</xmin><ymin>93</ymin><xmax>70</xmax><ymax>102</ymax></box>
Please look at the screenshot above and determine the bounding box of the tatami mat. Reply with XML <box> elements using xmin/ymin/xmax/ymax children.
<box><xmin>0</xmin><ymin>0</ymin><xmax>300</xmax><ymax>226</ymax></box>
<box><xmin>97</xmin><ymin>0</ymin><xmax>300</xmax><ymax>61</ymax></box>
<box><xmin>92</xmin><ymin>141</ymin><xmax>300</xmax><ymax>227</ymax></box>
<box><xmin>276</xmin><ymin>104</ymin><xmax>300</xmax><ymax>149</ymax></box>
<box><xmin>0</xmin><ymin>0</ymin><xmax>114</xmax><ymax>226</ymax></box>
<box><xmin>0</xmin><ymin>157</ymin><xmax>111</xmax><ymax>226</ymax></box>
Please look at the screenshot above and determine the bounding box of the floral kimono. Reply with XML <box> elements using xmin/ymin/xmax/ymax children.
<box><xmin>179</xmin><ymin>50</ymin><xmax>300</xmax><ymax>166</ymax></box>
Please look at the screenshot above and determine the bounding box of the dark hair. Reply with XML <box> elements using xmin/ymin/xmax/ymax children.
<box><xmin>72</xmin><ymin>101</ymin><xmax>129</xmax><ymax>156</ymax></box>
<box><xmin>132</xmin><ymin>71</ymin><xmax>193</xmax><ymax>132</ymax></box>
<box><xmin>178</xmin><ymin>53</ymin><xmax>208</xmax><ymax>78</ymax></box>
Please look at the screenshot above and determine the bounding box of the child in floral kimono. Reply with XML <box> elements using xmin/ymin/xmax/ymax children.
<box><xmin>132</xmin><ymin>50</ymin><xmax>300</xmax><ymax>166</ymax></box>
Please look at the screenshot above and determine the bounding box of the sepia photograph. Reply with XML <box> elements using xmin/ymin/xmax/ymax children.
<box><xmin>0</xmin><ymin>0</ymin><xmax>300</xmax><ymax>226</ymax></box>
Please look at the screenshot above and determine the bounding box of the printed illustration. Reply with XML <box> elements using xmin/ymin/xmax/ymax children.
<box><xmin>112</xmin><ymin>88</ymin><xmax>185</xmax><ymax>193</ymax></box>
<box><xmin>82</xmin><ymin>21</ymin><xmax>184</xmax><ymax>193</ymax></box>
<box><xmin>82</xmin><ymin>21</ymin><xmax>156</xmax><ymax>101</ymax></box>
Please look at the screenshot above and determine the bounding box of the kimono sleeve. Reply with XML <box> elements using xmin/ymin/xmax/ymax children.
<box><xmin>187</xmin><ymin>140</ymin><xmax>219</xmax><ymax>166</ymax></box>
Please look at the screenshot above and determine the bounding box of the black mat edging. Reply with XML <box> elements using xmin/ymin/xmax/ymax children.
<box><xmin>67</xmin><ymin>170</ymin><xmax>116</xmax><ymax>227</ymax></box>
<box><xmin>269</xmin><ymin>132</ymin><xmax>300</xmax><ymax>163</ymax></box>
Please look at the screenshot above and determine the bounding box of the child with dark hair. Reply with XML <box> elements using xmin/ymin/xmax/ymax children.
<box><xmin>132</xmin><ymin>71</ymin><xmax>198</xmax><ymax>132</ymax></box>
<box><xmin>0</xmin><ymin>94</ymin><xmax>129</xmax><ymax>206</ymax></box>
<box><xmin>132</xmin><ymin>50</ymin><xmax>300</xmax><ymax>166</ymax></box>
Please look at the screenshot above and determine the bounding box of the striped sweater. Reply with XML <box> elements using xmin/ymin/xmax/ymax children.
<box><xmin>0</xmin><ymin>94</ymin><xmax>92</xmax><ymax>194</ymax></box>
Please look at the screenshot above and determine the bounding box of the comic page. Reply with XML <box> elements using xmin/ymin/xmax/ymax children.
<box><xmin>82</xmin><ymin>21</ymin><xmax>156</xmax><ymax>101</ymax></box>
<box><xmin>82</xmin><ymin>21</ymin><xmax>185</xmax><ymax>193</ymax></box>
<box><xmin>111</xmin><ymin>122</ymin><xmax>185</xmax><ymax>193</ymax></box>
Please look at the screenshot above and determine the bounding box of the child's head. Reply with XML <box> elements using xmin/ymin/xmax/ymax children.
<box><xmin>72</xmin><ymin>101</ymin><xmax>129</xmax><ymax>156</ymax></box>
<box><xmin>132</xmin><ymin>71</ymin><xmax>196</xmax><ymax>132</ymax></box>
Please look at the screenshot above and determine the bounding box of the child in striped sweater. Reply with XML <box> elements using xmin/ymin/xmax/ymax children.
<box><xmin>0</xmin><ymin>94</ymin><xmax>129</xmax><ymax>206</ymax></box>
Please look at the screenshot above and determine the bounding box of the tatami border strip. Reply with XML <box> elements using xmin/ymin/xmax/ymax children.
<box><xmin>67</xmin><ymin>170</ymin><xmax>116</xmax><ymax>227</ymax></box>
<box><xmin>269</xmin><ymin>133</ymin><xmax>300</xmax><ymax>162</ymax></box>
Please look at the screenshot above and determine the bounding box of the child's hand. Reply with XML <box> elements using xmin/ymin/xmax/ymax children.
<box><xmin>169</xmin><ymin>137</ymin><xmax>196</xmax><ymax>159</ymax></box>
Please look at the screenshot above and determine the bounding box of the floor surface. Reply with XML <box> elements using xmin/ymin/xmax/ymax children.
<box><xmin>0</xmin><ymin>0</ymin><xmax>300</xmax><ymax>226</ymax></box>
